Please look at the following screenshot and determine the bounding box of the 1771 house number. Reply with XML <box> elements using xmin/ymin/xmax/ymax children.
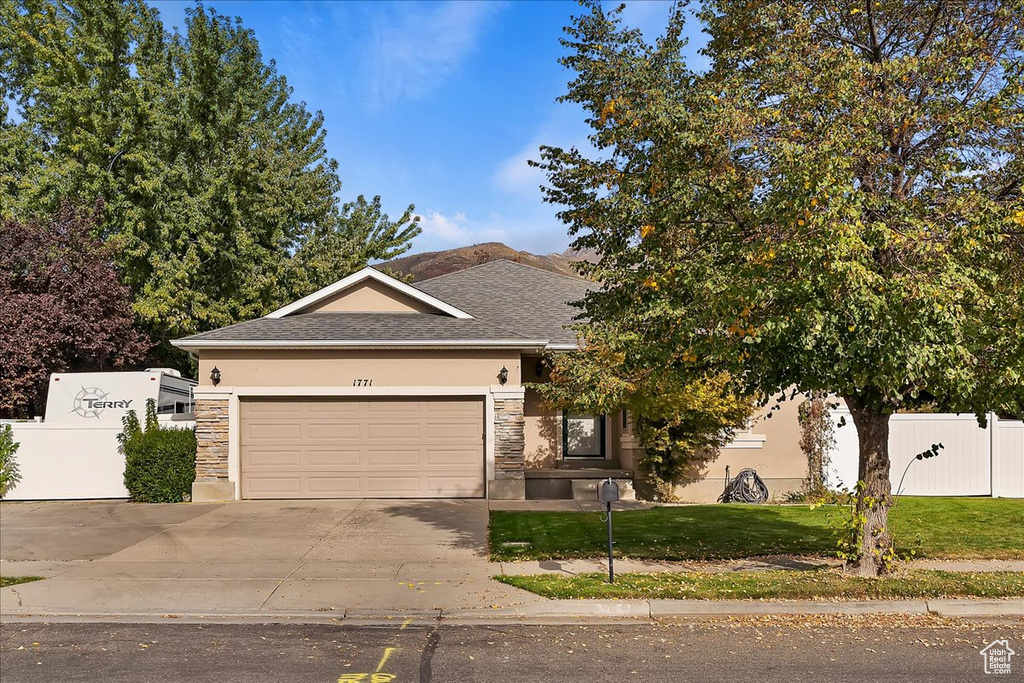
<box><xmin>352</xmin><ymin>379</ymin><xmax>373</xmax><ymax>386</ymax></box>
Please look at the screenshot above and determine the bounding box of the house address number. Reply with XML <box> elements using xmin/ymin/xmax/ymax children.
<box><xmin>352</xmin><ymin>378</ymin><xmax>373</xmax><ymax>386</ymax></box>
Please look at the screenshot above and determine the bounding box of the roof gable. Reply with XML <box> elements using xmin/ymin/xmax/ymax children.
<box><xmin>266</xmin><ymin>267</ymin><xmax>473</xmax><ymax>320</ymax></box>
<box><xmin>416</xmin><ymin>259</ymin><xmax>593</xmax><ymax>346</ymax></box>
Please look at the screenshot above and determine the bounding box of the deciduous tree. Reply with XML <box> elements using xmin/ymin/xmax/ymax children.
<box><xmin>537</xmin><ymin>0</ymin><xmax>1024</xmax><ymax>575</ymax></box>
<box><xmin>1</xmin><ymin>1</ymin><xmax>420</xmax><ymax>365</ymax></box>
<box><xmin>0</xmin><ymin>202</ymin><xmax>150</xmax><ymax>417</ymax></box>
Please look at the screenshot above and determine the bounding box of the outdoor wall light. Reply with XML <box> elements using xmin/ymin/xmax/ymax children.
<box><xmin>535</xmin><ymin>360</ymin><xmax>545</xmax><ymax>378</ymax></box>
<box><xmin>498</xmin><ymin>366</ymin><xmax>509</xmax><ymax>385</ymax></box>
<box><xmin>210</xmin><ymin>366</ymin><xmax>221</xmax><ymax>386</ymax></box>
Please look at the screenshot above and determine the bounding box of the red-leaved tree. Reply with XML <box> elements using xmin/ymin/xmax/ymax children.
<box><xmin>0</xmin><ymin>202</ymin><xmax>151</xmax><ymax>417</ymax></box>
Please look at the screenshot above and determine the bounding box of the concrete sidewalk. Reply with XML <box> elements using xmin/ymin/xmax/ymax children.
<box><xmin>498</xmin><ymin>557</ymin><xmax>1024</xmax><ymax>576</ymax></box>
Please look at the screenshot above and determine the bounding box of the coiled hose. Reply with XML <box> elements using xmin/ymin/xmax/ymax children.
<box><xmin>718</xmin><ymin>468</ymin><xmax>769</xmax><ymax>503</ymax></box>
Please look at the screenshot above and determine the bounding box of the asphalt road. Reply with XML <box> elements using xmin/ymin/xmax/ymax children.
<box><xmin>1</xmin><ymin>617</ymin><xmax>1021</xmax><ymax>682</ymax></box>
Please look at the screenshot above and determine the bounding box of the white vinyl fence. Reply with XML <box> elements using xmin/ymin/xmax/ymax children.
<box><xmin>2</xmin><ymin>416</ymin><xmax>194</xmax><ymax>500</ymax></box>
<box><xmin>829</xmin><ymin>409</ymin><xmax>1023</xmax><ymax>498</ymax></box>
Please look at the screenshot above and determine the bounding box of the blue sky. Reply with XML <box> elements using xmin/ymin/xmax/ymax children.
<box><xmin>152</xmin><ymin>1</ymin><xmax>706</xmax><ymax>256</ymax></box>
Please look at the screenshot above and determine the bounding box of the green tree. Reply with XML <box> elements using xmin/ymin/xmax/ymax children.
<box><xmin>540</xmin><ymin>341</ymin><xmax>755</xmax><ymax>500</ymax></box>
<box><xmin>1</xmin><ymin>1</ymin><xmax>420</xmax><ymax>365</ymax></box>
<box><xmin>537</xmin><ymin>1</ymin><xmax>1024</xmax><ymax>575</ymax></box>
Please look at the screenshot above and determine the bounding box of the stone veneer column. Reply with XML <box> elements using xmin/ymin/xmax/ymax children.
<box><xmin>192</xmin><ymin>396</ymin><xmax>234</xmax><ymax>502</ymax></box>
<box><xmin>490</xmin><ymin>392</ymin><xmax>526</xmax><ymax>499</ymax></box>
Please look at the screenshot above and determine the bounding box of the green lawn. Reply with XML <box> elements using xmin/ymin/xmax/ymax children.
<box><xmin>497</xmin><ymin>569</ymin><xmax>1024</xmax><ymax>601</ymax></box>
<box><xmin>489</xmin><ymin>497</ymin><xmax>1024</xmax><ymax>562</ymax></box>
<box><xmin>0</xmin><ymin>576</ymin><xmax>42</xmax><ymax>588</ymax></box>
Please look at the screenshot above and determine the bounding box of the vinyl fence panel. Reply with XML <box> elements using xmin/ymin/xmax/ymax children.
<box><xmin>2</xmin><ymin>422</ymin><xmax>129</xmax><ymax>500</ymax></box>
<box><xmin>993</xmin><ymin>419</ymin><xmax>1024</xmax><ymax>498</ymax></box>
<box><xmin>828</xmin><ymin>409</ymin><xmax>1020</xmax><ymax>497</ymax></box>
<box><xmin>887</xmin><ymin>414</ymin><xmax>990</xmax><ymax>496</ymax></box>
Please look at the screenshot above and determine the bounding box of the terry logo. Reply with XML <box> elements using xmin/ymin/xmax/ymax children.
<box><xmin>71</xmin><ymin>387</ymin><xmax>132</xmax><ymax>419</ymax></box>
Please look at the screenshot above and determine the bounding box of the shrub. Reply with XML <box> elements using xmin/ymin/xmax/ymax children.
<box><xmin>0</xmin><ymin>425</ymin><xmax>21</xmax><ymax>498</ymax></box>
<box><xmin>121</xmin><ymin>399</ymin><xmax>196</xmax><ymax>503</ymax></box>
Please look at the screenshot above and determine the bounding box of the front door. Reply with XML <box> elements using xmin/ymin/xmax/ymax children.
<box><xmin>562</xmin><ymin>413</ymin><xmax>606</xmax><ymax>459</ymax></box>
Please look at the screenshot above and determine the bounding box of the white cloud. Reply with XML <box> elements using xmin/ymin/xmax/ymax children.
<box><xmin>362</xmin><ymin>1</ymin><xmax>503</xmax><ymax>107</ymax></box>
<box><xmin>493</xmin><ymin>140</ymin><xmax>547</xmax><ymax>194</ymax></box>
<box><xmin>415</xmin><ymin>210</ymin><xmax>507</xmax><ymax>245</ymax></box>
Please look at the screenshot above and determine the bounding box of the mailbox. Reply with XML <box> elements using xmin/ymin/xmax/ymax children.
<box><xmin>599</xmin><ymin>478</ymin><xmax>619</xmax><ymax>503</ymax></box>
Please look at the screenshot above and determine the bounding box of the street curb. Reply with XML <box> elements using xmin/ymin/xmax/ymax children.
<box><xmin>1</xmin><ymin>598</ymin><xmax>1021</xmax><ymax>625</ymax></box>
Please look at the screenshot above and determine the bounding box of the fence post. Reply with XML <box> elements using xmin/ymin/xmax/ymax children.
<box><xmin>990</xmin><ymin>412</ymin><xmax>1000</xmax><ymax>499</ymax></box>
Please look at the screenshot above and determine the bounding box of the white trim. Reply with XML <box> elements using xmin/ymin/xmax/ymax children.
<box><xmin>721</xmin><ymin>432</ymin><xmax>768</xmax><ymax>450</ymax></box>
<box><xmin>544</xmin><ymin>343</ymin><xmax>580</xmax><ymax>351</ymax></box>
<box><xmin>171</xmin><ymin>338</ymin><xmax>549</xmax><ymax>351</ymax></box>
<box><xmin>227</xmin><ymin>385</ymin><xmax>496</xmax><ymax>397</ymax></box>
<box><xmin>485</xmin><ymin>392</ymin><xmax>495</xmax><ymax>489</ymax></box>
<box><xmin>490</xmin><ymin>386</ymin><xmax>526</xmax><ymax>400</ymax></box>
<box><xmin>228</xmin><ymin>392</ymin><xmax>240</xmax><ymax>499</ymax></box>
<box><xmin>265</xmin><ymin>266</ymin><xmax>474</xmax><ymax>320</ymax></box>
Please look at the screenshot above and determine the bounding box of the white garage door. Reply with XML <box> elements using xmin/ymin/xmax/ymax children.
<box><xmin>240</xmin><ymin>397</ymin><xmax>485</xmax><ymax>499</ymax></box>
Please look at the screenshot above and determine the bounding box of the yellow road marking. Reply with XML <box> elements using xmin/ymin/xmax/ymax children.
<box><xmin>375</xmin><ymin>646</ymin><xmax>397</xmax><ymax>673</ymax></box>
<box><xmin>400</xmin><ymin>618</ymin><xmax>413</xmax><ymax>630</ymax></box>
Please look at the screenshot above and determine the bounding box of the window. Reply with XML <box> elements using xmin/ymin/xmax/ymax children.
<box><xmin>563</xmin><ymin>413</ymin><xmax>606</xmax><ymax>458</ymax></box>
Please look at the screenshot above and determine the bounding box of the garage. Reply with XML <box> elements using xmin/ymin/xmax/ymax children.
<box><xmin>240</xmin><ymin>397</ymin><xmax>485</xmax><ymax>499</ymax></box>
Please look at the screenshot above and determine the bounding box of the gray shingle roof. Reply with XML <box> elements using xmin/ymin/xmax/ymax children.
<box><xmin>415</xmin><ymin>260</ymin><xmax>592</xmax><ymax>346</ymax></box>
<box><xmin>177</xmin><ymin>312</ymin><xmax>538</xmax><ymax>345</ymax></box>
<box><xmin>174</xmin><ymin>260</ymin><xmax>592</xmax><ymax>348</ymax></box>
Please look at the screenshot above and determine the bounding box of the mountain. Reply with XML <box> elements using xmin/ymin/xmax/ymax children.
<box><xmin>382</xmin><ymin>242</ymin><xmax>594</xmax><ymax>282</ymax></box>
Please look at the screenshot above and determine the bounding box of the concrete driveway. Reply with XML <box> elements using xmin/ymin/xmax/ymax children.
<box><xmin>0</xmin><ymin>499</ymin><xmax>539</xmax><ymax>617</ymax></box>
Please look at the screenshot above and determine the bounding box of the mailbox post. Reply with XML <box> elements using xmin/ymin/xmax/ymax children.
<box><xmin>598</xmin><ymin>478</ymin><xmax>619</xmax><ymax>583</ymax></box>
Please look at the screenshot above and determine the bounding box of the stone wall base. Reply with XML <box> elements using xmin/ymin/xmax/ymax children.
<box><xmin>192</xmin><ymin>480</ymin><xmax>236</xmax><ymax>503</ymax></box>
<box><xmin>488</xmin><ymin>478</ymin><xmax>526</xmax><ymax>500</ymax></box>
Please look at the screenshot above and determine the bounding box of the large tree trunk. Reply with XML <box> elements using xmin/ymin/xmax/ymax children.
<box><xmin>844</xmin><ymin>395</ymin><xmax>894</xmax><ymax>577</ymax></box>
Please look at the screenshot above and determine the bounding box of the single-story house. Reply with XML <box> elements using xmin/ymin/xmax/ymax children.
<box><xmin>173</xmin><ymin>260</ymin><xmax>806</xmax><ymax>503</ymax></box>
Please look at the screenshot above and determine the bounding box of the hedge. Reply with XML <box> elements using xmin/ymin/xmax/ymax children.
<box><xmin>121</xmin><ymin>399</ymin><xmax>196</xmax><ymax>503</ymax></box>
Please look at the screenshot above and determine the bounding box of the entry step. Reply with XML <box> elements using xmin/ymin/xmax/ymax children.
<box><xmin>571</xmin><ymin>478</ymin><xmax>636</xmax><ymax>502</ymax></box>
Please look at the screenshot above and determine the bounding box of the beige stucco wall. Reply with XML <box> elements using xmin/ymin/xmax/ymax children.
<box><xmin>198</xmin><ymin>349</ymin><xmax>522</xmax><ymax>388</ymax></box>
<box><xmin>522</xmin><ymin>357</ymin><xmax>623</xmax><ymax>467</ymax></box>
<box><xmin>669</xmin><ymin>396</ymin><xmax>807</xmax><ymax>502</ymax></box>
<box><xmin>299</xmin><ymin>279</ymin><xmax>438</xmax><ymax>314</ymax></box>
<box><xmin>524</xmin><ymin>384</ymin><xmax>560</xmax><ymax>467</ymax></box>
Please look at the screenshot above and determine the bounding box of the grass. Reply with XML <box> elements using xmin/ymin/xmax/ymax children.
<box><xmin>0</xmin><ymin>576</ymin><xmax>42</xmax><ymax>588</ymax></box>
<box><xmin>489</xmin><ymin>497</ymin><xmax>1024</xmax><ymax>562</ymax></box>
<box><xmin>497</xmin><ymin>569</ymin><xmax>1024</xmax><ymax>601</ymax></box>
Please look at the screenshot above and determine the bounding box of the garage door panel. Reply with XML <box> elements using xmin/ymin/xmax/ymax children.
<box><xmin>241</xmin><ymin>397</ymin><xmax>484</xmax><ymax>499</ymax></box>
<box><xmin>244</xmin><ymin>422</ymin><xmax>302</xmax><ymax>442</ymax></box>
<box><xmin>365</xmin><ymin>476</ymin><xmax>422</xmax><ymax>495</ymax></box>
<box><xmin>307</xmin><ymin>422</ymin><xmax>361</xmax><ymax>440</ymax></box>
<box><xmin>245</xmin><ymin>476</ymin><xmax>302</xmax><ymax>495</ymax></box>
<box><xmin>424</xmin><ymin>447</ymin><xmax>481</xmax><ymax>466</ymax></box>
<box><xmin>307</xmin><ymin>448</ymin><xmax>361</xmax><ymax>467</ymax></box>
<box><xmin>365</xmin><ymin>448</ymin><xmax>421</xmax><ymax>467</ymax></box>
<box><xmin>426</xmin><ymin>422</ymin><xmax>481</xmax><ymax>440</ymax></box>
<box><xmin>426</xmin><ymin>400</ymin><xmax>481</xmax><ymax>415</ymax></box>
<box><xmin>367</xmin><ymin>400</ymin><xmax>421</xmax><ymax>413</ymax></box>
<box><xmin>306</xmin><ymin>476</ymin><xmax>362</xmax><ymax>494</ymax></box>
<box><xmin>306</xmin><ymin>401</ymin><xmax>361</xmax><ymax>416</ymax></box>
<box><xmin>245</xmin><ymin>401</ymin><xmax>301</xmax><ymax>416</ymax></box>
<box><xmin>367</xmin><ymin>422</ymin><xmax>421</xmax><ymax>439</ymax></box>
<box><xmin>245</xmin><ymin>448</ymin><xmax>302</xmax><ymax>468</ymax></box>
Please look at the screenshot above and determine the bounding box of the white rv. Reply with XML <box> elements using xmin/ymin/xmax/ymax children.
<box><xmin>43</xmin><ymin>368</ymin><xmax>196</xmax><ymax>424</ymax></box>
